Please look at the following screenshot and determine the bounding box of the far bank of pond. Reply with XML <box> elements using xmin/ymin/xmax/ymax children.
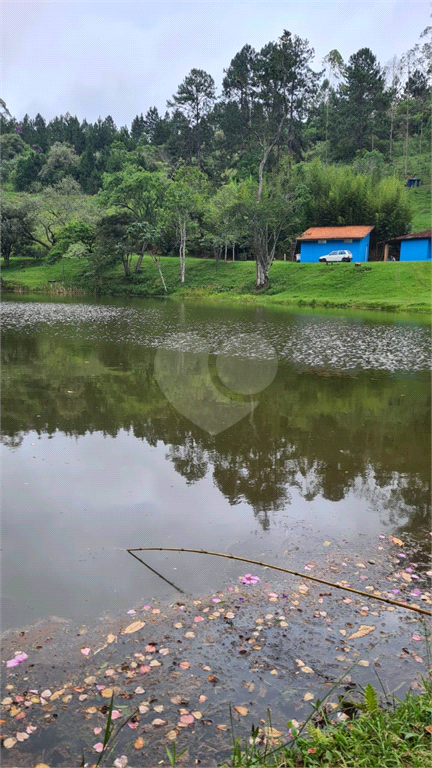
<box><xmin>2</xmin><ymin>256</ymin><xmax>431</xmax><ymax>312</ymax></box>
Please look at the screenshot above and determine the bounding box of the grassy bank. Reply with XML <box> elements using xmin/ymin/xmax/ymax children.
<box><xmin>2</xmin><ymin>255</ymin><xmax>431</xmax><ymax>312</ymax></box>
<box><xmin>224</xmin><ymin>683</ymin><xmax>432</xmax><ymax>767</ymax></box>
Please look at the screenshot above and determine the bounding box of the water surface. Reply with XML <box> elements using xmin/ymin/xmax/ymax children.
<box><xmin>2</xmin><ymin>297</ymin><xmax>430</xmax><ymax>630</ymax></box>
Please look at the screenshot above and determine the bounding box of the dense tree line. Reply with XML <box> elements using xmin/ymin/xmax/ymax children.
<box><xmin>1</xmin><ymin>25</ymin><xmax>430</xmax><ymax>286</ymax></box>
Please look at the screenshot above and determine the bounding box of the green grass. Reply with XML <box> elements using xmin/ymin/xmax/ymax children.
<box><xmin>2</xmin><ymin>255</ymin><xmax>431</xmax><ymax>313</ymax></box>
<box><xmin>224</xmin><ymin>682</ymin><xmax>432</xmax><ymax>767</ymax></box>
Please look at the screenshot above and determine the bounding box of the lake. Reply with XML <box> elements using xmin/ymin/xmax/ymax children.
<box><xmin>2</xmin><ymin>296</ymin><xmax>431</xmax><ymax>631</ymax></box>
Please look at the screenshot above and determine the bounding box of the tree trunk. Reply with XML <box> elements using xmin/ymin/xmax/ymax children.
<box><xmin>255</xmin><ymin>255</ymin><xmax>268</xmax><ymax>289</ymax></box>
<box><xmin>122</xmin><ymin>256</ymin><xmax>131</xmax><ymax>277</ymax></box>
<box><xmin>179</xmin><ymin>217</ymin><xmax>186</xmax><ymax>283</ymax></box>
<box><xmin>224</xmin><ymin>243</ymin><xmax>227</xmax><ymax>260</ymax></box>
<box><xmin>232</xmin><ymin>245</ymin><xmax>235</xmax><ymax>261</ymax></box>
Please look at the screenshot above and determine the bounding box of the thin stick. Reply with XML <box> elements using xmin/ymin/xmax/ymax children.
<box><xmin>126</xmin><ymin>547</ymin><xmax>432</xmax><ymax>617</ymax></box>
<box><xmin>127</xmin><ymin>549</ymin><xmax>185</xmax><ymax>594</ymax></box>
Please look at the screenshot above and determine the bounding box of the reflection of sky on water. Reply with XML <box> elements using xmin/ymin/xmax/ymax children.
<box><xmin>1</xmin><ymin>427</ymin><xmax>424</xmax><ymax>629</ymax></box>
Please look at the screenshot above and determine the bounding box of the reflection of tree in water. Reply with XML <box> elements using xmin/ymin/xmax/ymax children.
<box><xmin>1</xmin><ymin>329</ymin><xmax>430</xmax><ymax>534</ymax></box>
<box><xmin>166</xmin><ymin>436</ymin><xmax>208</xmax><ymax>484</ymax></box>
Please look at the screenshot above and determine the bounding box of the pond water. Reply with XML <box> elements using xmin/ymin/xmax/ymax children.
<box><xmin>1</xmin><ymin>296</ymin><xmax>431</xmax><ymax>631</ymax></box>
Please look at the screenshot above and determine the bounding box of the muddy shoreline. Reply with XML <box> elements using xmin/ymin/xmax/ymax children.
<box><xmin>2</xmin><ymin>533</ymin><xmax>431</xmax><ymax>767</ymax></box>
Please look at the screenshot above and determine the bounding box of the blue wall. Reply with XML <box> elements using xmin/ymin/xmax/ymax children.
<box><xmin>400</xmin><ymin>238</ymin><xmax>431</xmax><ymax>261</ymax></box>
<box><xmin>299</xmin><ymin>235</ymin><xmax>370</xmax><ymax>262</ymax></box>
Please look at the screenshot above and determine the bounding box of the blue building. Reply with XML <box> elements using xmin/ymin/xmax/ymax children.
<box><xmin>388</xmin><ymin>229</ymin><xmax>431</xmax><ymax>261</ymax></box>
<box><xmin>296</xmin><ymin>226</ymin><xmax>374</xmax><ymax>263</ymax></box>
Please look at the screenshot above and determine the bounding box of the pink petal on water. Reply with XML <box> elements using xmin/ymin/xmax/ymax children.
<box><xmin>111</xmin><ymin>710</ymin><xmax>122</xmax><ymax>720</ymax></box>
<box><xmin>15</xmin><ymin>653</ymin><xmax>28</xmax><ymax>663</ymax></box>
<box><xmin>228</xmin><ymin>587</ymin><xmax>233</xmax><ymax>591</ymax></box>
<box><xmin>194</xmin><ymin>616</ymin><xmax>204</xmax><ymax>623</ymax></box>
<box><xmin>397</xmin><ymin>553</ymin><xmax>406</xmax><ymax>558</ymax></box>
<box><xmin>392</xmin><ymin>589</ymin><xmax>400</xmax><ymax>594</ymax></box>
<box><xmin>412</xmin><ymin>634</ymin><xmax>423</xmax><ymax>641</ymax></box>
<box><xmin>80</xmin><ymin>647</ymin><xmax>91</xmax><ymax>657</ymax></box>
<box><xmin>6</xmin><ymin>658</ymin><xmax>20</xmax><ymax>667</ymax></box>
<box><xmin>411</xmin><ymin>589</ymin><xmax>422</xmax><ymax>596</ymax></box>
<box><xmin>411</xmin><ymin>574</ymin><xmax>419</xmax><ymax>579</ymax></box>
<box><xmin>93</xmin><ymin>742</ymin><xmax>104</xmax><ymax>753</ymax></box>
<box><xmin>211</xmin><ymin>598</ymin><xmax>221</xmax><ymax>603</ymax></box>
<box><xmin>127</xmin><ymin>609</ymin><xmax>136</xmax><ymax>615</ymax></box>
<box><xmin>141</xmin><ymin>605</ymin><xmax>151</xmax><ymax>610</ymax></box>
<box><xmin>405</xmin><ymin>568</ymin><xmax>413</xmax><ymax>573</ymax></box>
<box><xmin>378</xmin><ymin>534</ymin><xmax>386</xmax><ymax>539</ymax></box>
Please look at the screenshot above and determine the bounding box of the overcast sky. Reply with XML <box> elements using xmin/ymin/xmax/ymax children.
<box><xmin>2</xmin><ymin>0</ymin><xmax>430</xmax><ymax>128</ymax></box>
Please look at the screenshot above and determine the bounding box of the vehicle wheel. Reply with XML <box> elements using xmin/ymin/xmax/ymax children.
<box><xmin>321</xmin><ymin>259</ymin><xmax>327</xmax><ymax>263</ymax></box>
<box><xmin>342</xmin><ymin>257</ymin><xmax>349</xmax><ymax>262</ymax></box>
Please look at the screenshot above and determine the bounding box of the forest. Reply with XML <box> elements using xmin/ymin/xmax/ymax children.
<box><xmin>1</xmin><ymin>26</ymin><xmax>431</xmax><ymax>288</ymax></box>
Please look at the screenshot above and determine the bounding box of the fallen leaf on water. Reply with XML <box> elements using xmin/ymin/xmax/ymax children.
<box><xmin>180</xmin><ymin>714</ymin><xmax>195</xmax><ymax>724</ymax></box>
<box><xmin>139</xmin><ymin>704</ymin><xmax>149</xmax><ymax>714</ymax></box>
<box><xmin>401</xmin><ymin>573</ymin><xmax>412</xmax><ymax>582</ymax></box>
<box><xmin>295</xmin><ymin>659</ymin><xmax>305</xmax><ymax>667</ymax></box>
<box><xmin>179</xmin><ymin>661</ymin><xmax>190</xmax><ymax>669</ymax></box>
<box><xmin>389</xmin><ymin>536</ymin><xmax>404</xmax><ymax>547</ymax></box>
<box><xmin>301</xmin><ymin>666</ymin><xmax>314</xmax><ymax>674</ymax></box>
<box><xmin>111</xmin><ymin>710</ymin><xmax>122</xmax><ymax>720</ymax></box>
<box><xmin>134</xmin><ymin>686</ymin><xmax>145</xmax><ymax>694</ymax></box>
<box><xmin>139</xmin><ymin>665</ymin><xmax>151</xmax><ymax>674</ymax></box>
<box><xmin>184</xmin><ymin>631</ymin><xmax>195</xmax><ymax>638</ymax></box>
<box><xmin>194</xmin><ymin>616</ymin><xmax>204</xmax><ymax>623</ymax></box>
<box><xmin>153</xmin><ymin>704</ymin><xmax>164</xmax><ymax>713</ymax></box>
<box><xmin>323</xmin><ymin>541</ymin><xmax>331</xmax><ymax>546</ymax></box>
<box><xmin>80</xmin><ymin>647</ymin><xmax>91</xmax><ymax>657</ymax></box>
<box><xmin>152</xmin><ymin>718</ymin><xmax>168</xmax><ymax>726</ymax></box>
<box><xmin>225</xmin><ymin>612</ymin><xmax>235</xmax><ymax>619</ymax></box>
<box><xmin>270</xmin><ymin>669</ymin><xmax>278</xmax><ymax>675</ymax></box>
<box><xmin>101</xmin><ymin>688</ymin><xmax>113</xmax><ymax>698</ymax></box>
<box><xmin>26</xmin><ymin>725</ymin><xmax>37</xmax><ymax>734</ymax></box>
<box><xmin>347</xmin><ymin>625</ymin><xmax>376</xmax><ymax>640</ymax></box>
<box><xmin>134</xmin><ymin>737</ymin><xmax>145</xmax><ymax>749</ymax></box>
<box><xmin>93</xmin><ymin>742</ymin><xmax>104</xmax><ymax>753</ymax></box>
<box><xmin>413</xmin><ymin>655</ymin><xmax>423</xmax><ymax>663</ymax></box>
<box><xmin>86</xmin><ymin>706</ymin><xmax>98</xmax><ymax>714</ymax></box>
<box><xmin>174</xmin><ymin>622</ymin><xmax>183</xmax><ymax>628</ymax></box>
<box><xmin>358</xmin><ymin>660</ymin><xmax>370</xmax><ymax>667</ymax></box>
<box><xmin>264</xmin><ymin>726</ymin><xmax>282</xmax><ymax>738</ymax></box>
<box><xmin>152</xmin><ymin>608</ymin><xmax>160</xmax><ymax>614</ymax></box>
<box><xmin>412</xmin><ymin>634</ymin><xmax>423</xmax><ymax>641</ymax></box>
<box><xmin>149</xmin><ymin>660</ymin><xmax>161</xmax><ymax>667</ymax></box>
<box><xmin>159</xmin><ymin>648</ymin><xmax>169</xmax><ymax>655</ymax></box>
<box><xmin>192</xmin><ymin>710</ymin><xmax>202</xmax><ymax>719</ymax></box>
<box><xmin>16</xmin><ymin>732</ymin><xmax>30</xmax><ymax>742</ymax></box>
<box><xmin>3</xmin><ymin>738</ymin><xmax>17</xmax><ymax>748</ymax></box>
<box><xmin>234</xmin><ymin>706</ymin><xmax>248</xmax><ymax>716</ymax></box>
<box><xmin>303</xmin><ymin>692</ymin><xmax>314</xmax><ymax>702</ymax></box>
<box><xmin>107</xmin><ymin>633</ymin><xmax>116</xmax><ymax>643</ymax></box>
<box><xmin>94</xmin><ymin>727</ymin><xmax>102</xmax><ymax>735</ymax></box>
<box><xmin>167</xmin><ymin>729</ymin><xmax>178</xmax><ymax>740</ymax></box>
<box><xmin>199</xmin><ymin>695</ymin><xmax>207</xmax><ymax>703</ymax></box>
<box><xmin>113</xmin><ymin>757</ymin><xmax>128</xmax><ymax>768</ymax></box>
<box><xmin>216</xmin><ymin>724</ymin><xmax>228</xmax><ymax>731</ymax></box>
<box><xmin>123</xmin><ymin>621</ymin><xmax>145</xmax><ymax>634</ymax></box>
<box><xmin>41</xmin><ymin>689</ymin><xmax>52</xmax><ymax>698</ymax></box>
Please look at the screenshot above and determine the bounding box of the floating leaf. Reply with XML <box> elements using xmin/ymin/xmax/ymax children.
<box><xmin>180</xmin><ymin>714</ymin><xmax>195</xmax><ymax>724</ymax></box>
<box><xmin>303</xmin><ymin>692</ymin><xmax>314</xmax><ymax>702</ymax></box>
<box><xmin>16</xmin><ymin>732</ymin><xmax>29</xmax><ymax>742</ymax></box>
<box><xmin>389</xmin><ymin>536</ymin><xmax>404</xmax><ymax>546</ymax></box>
<box><xmin>323</xmin><ymin>541</ymin><xmax>331</xmax><ymax>546</ymax></box>
<box><xmin>107</xmin><ymin>633</ymin><xmax>116</xmax><ymax>643</ymax></box>
<box><xmin>216</xmin><ymin>724</ymin><xmax>228</xmax><ymax>731</ymax></box>
<box><xmin>152</xmin><ymin>718</ymin><xmax>168</xmax><ymax>726</ymax></box>
<box><xmin>194</xmin><ymin>616</ymin><xmax>204</xmax><ymax>623</ymax></box>
<box><xmin>192</xmin><ymin>710</ymin><xmax>202</xmax><ymax>719</ymax></box>
<box><xmin>80</xmin><ymin>647</ymin><xmax>91</xmax><ymax>657</ymax></box>
<box><xmin>159</xmin><ymin>648</ymin><xmax>169</xmax><ymax>655</ymax></box>
<box><xmin>264</xmin><ymin>726</ymin><xmax>282</xmax><ymax>738</ymax></box>
<box><xmin>123</xmin><ymin>620</ymin><xmax>145</xmax><ymax>634</ymax></box>
<box><xmin>101</xmin><ymin>688</ymin><xmax>113</xmax><ymax>698</ymax></box>
<box><xmin>93</xmin><ymin>742</ymin><xmax>104</xmax><ymax>752</ymax></box>
<box><xmin>347</xmin><ymin>625</ymin><xmax>376</xmax><ymax>640</ymax></box>
<box><xmin>179</xmin><ymin>661</ymin><xmax>190</xmax><ymax>669</ymax></box>
<box><xmin>113</xmin><ymin>757</ymin><xmax>128</xmax><ymax>768</ymax></box>
<box><xmin>167</xmin><ymin>729</ymin><xmax>178</xmax><ymax>740</ymax></box>
<box><xmin>234</xmin><ymin>706</ymin><xmax>248</xmax><ymax>716</ymax></box>
<box><xmin>295</xmin><ymin>659</ymin><xmax>305</xmax><ymax>667</ymax></box>
<box><xmin>3</xmin><ymin>738</ymin><xmax>17</xmax><ymax>748</ymax></box>
<box><xmin>153</xmin><ymin>704</ymin><xmax>164</xmax><ymax>713</ymax></box>
<box><xmin>198</xmin><ymin>695</ymin><xmax>207</xmax><ymax>703</ymax></box>
<box><xmin>184</xmin><ymin>631</ymin><xmax>195</xmax><ymax>638</ymax></box>
<box><xmin>301</xmin><ymin>666</ymin><xmax>314</xmax><ymax>674</ymax></box>
<box><xmin>358</xmin><ymin>660</ymin><xmax>370</xmax><ymax>667</ymax></box>
<box><xmin>174</xmin><ymin>622</ymin><xmax>183</xmax><ymax>628</ymax></box>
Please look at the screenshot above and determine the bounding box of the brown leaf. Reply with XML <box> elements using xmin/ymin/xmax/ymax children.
<box><xmin>216</xmin><ymin>724</ymin><xmax>228</xmax><ymax>731</ymax></box>
<box><xmin>134</xmin><ymin>736</ymin><xmax>145</xmax><ymax>749</ymax></box>
<box><xmin>167</xmin><ymin>729</ymin><xmax>178</xmax><ymax>740</ymax></box>
<box><xmin>303</xmin><ymin>692</ymin><xmax>314</xmax><ymax>702</ymax></box>
<box><xmin>425</xmin><ymin>725</ymin><xmax>432</xmax><ymax>734</ymax></box>
<box><xmin>123</xmin><ymin>620</ymin><xmax>145</xmax><ymax>634</ymax></box>
<box><xmin>152</xmin><ymin>718</ymin><xmax>168</xmax><ymax>726</ymax></box>
<box><xmin>234</xmin><ymin>706</ymin><xmax>248</xmax><ymax>716</ymax></box>
<box><xmin>264</xmin><ymin>726</ymin><xmax>282</xmax><ymax>738</ymax></box>
<box><xmin>389</xmin><ymin>536</ymin><xmax>404</xmax><ymax>546</ymax></box>
<box><xmin>347</xmin><ymin>624</ymin><xmax>376</xmax><ymax>640</ymax></box>
<box><xmin>101</xmin><ymin>688</ymin><xmax>114</xmax><ymax>698</ymax></box>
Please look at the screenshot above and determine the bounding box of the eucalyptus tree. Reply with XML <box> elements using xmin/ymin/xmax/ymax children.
<box><xmin>322</xmin><ymin>50</ymin><xmax>345</xmax><ymax>164</ymax></box>
<box><xmin>168</xmin><ymin>69</ymin><xmax>216</xmax><ymax>168</ymax></box>
<box><xmin>162</xmin><ymin>165</ymin><xmax>208</xmax><ymax>282</ymax></box>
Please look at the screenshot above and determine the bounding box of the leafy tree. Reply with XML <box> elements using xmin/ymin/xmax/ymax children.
<box><xmin>1</xmin><ymin>198</ymin><xmax>35</xmax><ymax>266</ymax></box>
<box><xmin>0</xmin><ymin>132</ymin><xmax>27</xmax><ymax>159</ymax></box>
<box><xmin>47</xmin><ymin>221</ymin><xmax>96</xmax><ymax>262</ymax></box>
<box><xmin>13</xmin><ymin>149</ymin><xmax>45</xmax><ymax>191</ymax></box>
<box><xmin>162</xmin><ymin>165</ymin><xmax>208</xmax><ymax>282</ymax></box>
<box><xmin>39</xmin><ymin>142</ymin><xmax>79</xmax><ymax>185</ymax></box>
<box><xmin>168</xmin><ymin>69</ymin><xmax>216</xmax><ymax>167</ymax></box>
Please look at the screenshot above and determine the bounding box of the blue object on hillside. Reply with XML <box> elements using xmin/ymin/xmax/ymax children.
<box><xmin>297</xmin><ymin>226</ymin><xmax>374</xmax><ymax>263</ymax></box>
<box><xmin>406</xmin><ymin>178</ymin><xmax>420</xmax><ymax>188</ymax></box>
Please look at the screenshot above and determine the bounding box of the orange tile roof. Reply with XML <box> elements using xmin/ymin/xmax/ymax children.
<box><xmin>297</xmin><ymin>226</ymin><xmax>374</xmax><ymax>241</ymax></box>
